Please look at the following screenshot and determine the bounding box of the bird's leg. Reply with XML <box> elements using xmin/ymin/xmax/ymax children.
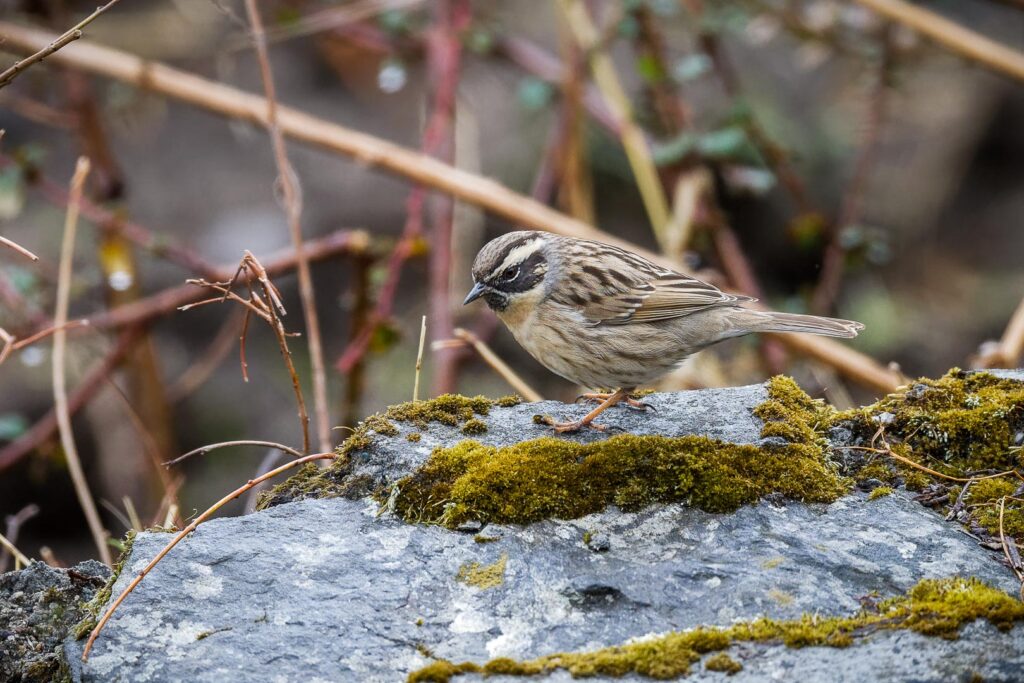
<box><xmin>543</xmin><ymin>388</ymin><xmax>630</xmax><ymax>433</ymax></box>
<box><xmin>575</xmin><ymin>390</ymin><xmax>655</xmax><ymax>412</ymax></box>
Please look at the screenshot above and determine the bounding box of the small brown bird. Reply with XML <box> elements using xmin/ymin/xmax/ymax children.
<box><xmin>464</xmin><ymin>231</ymin><xmax>863</xmax><ymax>433</ymax></box>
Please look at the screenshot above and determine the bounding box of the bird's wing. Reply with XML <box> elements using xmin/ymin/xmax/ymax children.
<box><xmin>555</xmin><ymin>241</ymin><xmax>754</xmax><ymax>325</ymax></box>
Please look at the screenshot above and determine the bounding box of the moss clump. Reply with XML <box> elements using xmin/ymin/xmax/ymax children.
<box><xmin>455</xmin><ymin>553</ymin><xmax>507</xmax><ymax>589</ymax></box>
<box><xmin>962</xmin><ymin>478</ymin><xmax>1024</xmax><ymax>538</ymax></box>
<box><xmin>407</xmin><ymin>432</ymin><xmax>422</xmax><ymax>443</ymax></box>
<box><xmin>496</xmin><ymin>395</ymin><xmax>523</xmax><ymax>407</ymax></box>
<box><xmin>408</xmin><ymin>577</ymin><xmax>1024</xmax><ymax>682</ymax></box>
<box><xmin>460</xmin><ymin>418</ymin><xmax>487</xmax><ymax>436</ymax></box>
<box><xmin>755</xmin><ymin>376</ymin><xmax>833</xmax><ymax>445</ymax></box>
<box><xmin>704</xmin><ymin>652</ymin><xmax>742</xmax><ymax>674</ymax></box>
<box><xmin>74</xmin><ymin>531</ymin><xmax>136</xmax><ymax>640</ymax></box>
<box><xmin>868</xmin><ymin>486</ymin><xmax>894</xmax><ymax>500</ymax></box>
<box><xmin>385</xmin><ymin>394</ymin><xmax>492</xmax><ymax>429</ymax></box>
<box><xmin>391</xmin><ymin>431</ymin><xmax>847</xmax><ymax>528</ymax></box>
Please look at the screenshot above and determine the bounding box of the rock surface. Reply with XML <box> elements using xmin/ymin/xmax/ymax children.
<box><xmin>0</xmin><ymin>560</ymin><xmax>110</xmax><ymax>682</ymax></box>
<box><xmin>56</xmin><ymin>376</ymin><xmax>1024</xmax><ymax>682</ymax></box>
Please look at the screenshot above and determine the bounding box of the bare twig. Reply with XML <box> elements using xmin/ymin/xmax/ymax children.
<box><xmin>82</xmin><ymin>452</ymin><xmax>336</xmax><ymax>660</ymax></box>
<box><xmin>854</xmin><ymin>0</ymin><xmax>1024</xmax><ymax>82</ymax></box>
<box><xmin>0</xmin><ymin>235</ymin><xmax>39</xmax><ymax>261</ymax></box>
<box><xmin>0</xmin><ymin>0</ymin><xmax>124</xmax><ymax>89</ymax></box>
<box><xmin>184</xmin><ymin>252</ymin><xmax>312</xmax><ymax>453</ymax></box>
<box><xmin>0</xmin><ymin>326</ymin><xmax>144</xmax><ymax>473</ymax></box>
<box><xmin>0</xmin><ymin>504</ymin><xmax>39</xmax><ymax>573</ymax></box>
<box><xmin>164</xmin><ymin>439</ymin><xmax>303</xmax><ymax>467</ymax></box>
<box><xmin>0</xmin><ymin>24</ymin><xmax>899</xmax><ymax>393</ymax></box>
<box><xmin>812</xmin><ymin>27</ymin><xmax>894</xmax><ymax>315</ymax></box>
<box><xmin>243</xmin><ymin>0</ymin><xmax>331</xmax><ymax>454</ymax></box>
<box><xmin>557</xmin><ymin>0</ymin><xmax>670</xmax><ymax>244</ymax></box>
<box><xmin>413</xmin><ymin>315</ymin><xmax>427</xmax><ymax>402</ymax></box>
<box><xmin>0</xmin><ymin>530</ymin><xmax>30</xmax><ymax>569</ymax></box>
<box><xmin>0</xmin><ymin>319</ymin><xmax>89</xmax><ymax>366</ymax></box>
<box><xmin>976</xmin><ymin>294</ymin><xmax>1024</xmax><ymax>369</ymax></box>
<box><xmin>53</xmin><ymin>157</ymin><xmax>112</xmax><ymax>566</ymax></box>
<box><xmin>445</xmin><ymin>328</ymin><xmax>543</xmax><ymax>402</ymax></box>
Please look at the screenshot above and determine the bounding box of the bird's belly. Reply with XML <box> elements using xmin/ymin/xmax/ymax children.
<box><xmin>500</xmin><ymin>311</ymin><xmax>690</xmax><ymax>389</ymax></box>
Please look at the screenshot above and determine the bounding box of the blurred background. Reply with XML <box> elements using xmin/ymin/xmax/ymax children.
<box><xmin>0</xmin><ymin>0</ymin><xmax>1022</xmax><ymax>566</ymax></box>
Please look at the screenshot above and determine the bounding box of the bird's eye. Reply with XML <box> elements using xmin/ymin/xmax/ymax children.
<box><xmin>501</xmin><ymin>266</ymin><xmax>519</xmax><ymax>282</ymax></box>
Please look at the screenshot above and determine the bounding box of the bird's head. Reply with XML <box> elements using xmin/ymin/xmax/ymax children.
<box><xmin>464</xmin><ymin>231</ymin><xmax>551</xmax><ymax>312</ymax></box>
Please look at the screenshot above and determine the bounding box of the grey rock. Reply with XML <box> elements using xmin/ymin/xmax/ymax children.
<box><xmin>62</xmin><ymin>376</ymin><xmax>1024</xmax><ymax>682</ymax></box>
<box><xmin>1</xmin><ymin>560</ymin><xmax>110</xmax><ymax>682</ymax></box>
<box><xmin>67</xmin><ymin>493</ymin><xmax>1023</xmax><ymax>682</ymax></box>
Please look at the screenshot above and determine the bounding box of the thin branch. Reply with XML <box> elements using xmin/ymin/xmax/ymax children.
<box><xmin>854</xmin><ymin>0</ymin><xmax>1024</xmax><ymax>82</ymax></box>
<box><xmin>82</xmin><ymin>452</ymin><xmax>336</xmax><ymax>660</ymax></box>
<box><xmin>0</xmin><ymin>530</ymin><xmax>30</xmax><ymax>569</ymax></box>
<box><xmin>0</xmin><ymin>319</ymin><xmax>90</xmax><ymax>366</ymax></box>
<box><xmin>164</xmin><ymin>439</ymin><xmax>303</xmax><ymax>468</ymax></box>
<box><xmin>0</xmin><ymin>504</ymin><xmax>39</xmax><ymax>572</ymax></box>
<box><xmin>448</xmin><ymin>328</ymin><xmax>543</xmax><ymax>402</ymax></box>
<box><xmin>242</xmin><ymin>0</ymin><xmax>330</xmax><ymax>454</ymax></box>
<box><xmin>812</xmin><ymin>27</ymin><xmax>894</xmax><ymax>315</ymax></box>
<box><xmin>0</xmin><ymin>0</ymin><xmax>125</xmax><ymax>89</ymax></box>
<box><xmin>0</xmin><ymin>23</ymin><xmax>899</xmax><ymax>393</ymax></box>
<box><xmin>557</xmin><ymin>0</ymin><xmax>671</xmax><ymax>244</ymax></box>
<box><xmin>53</xmin><ymin>156</ymin><xmax>112</xmax><ymax>566</ymax></box>
<box><xmin>0</xmin><ymin>235</ymin><xmax>39</xmax><ymax>261</ymax></box>
<box><xmin>0</xmin><ymin>326</ymin><xmax>145</xmax><ymax>473</ymax></box>
<box><xmin>976</xmin><ymin>294</ymin><xmax>1024</xmax><ymax>369</ymax></box>
<box><xmin>413</xmin><ymin>315</ymin><xmax>427</xmax><ymax>402</ymax></box>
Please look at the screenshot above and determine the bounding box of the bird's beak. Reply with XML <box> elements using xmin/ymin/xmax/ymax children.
<box><xmin>463</xmin><ymin>281</ymin><xmax>487</xmax><ymax>305</ymax></box>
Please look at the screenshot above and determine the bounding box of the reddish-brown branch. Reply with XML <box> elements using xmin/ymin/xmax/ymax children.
<box><xmin>0</xmin><ymin>326</ymin><xmax>145</xmax><ymax>472</ymax></box>
<box><xmin>0</xmin><ymin>504</ymin><xmax>40</xmax><ymax>573</ymax></box>
<box><xmin>812</xmin><ymin>28</ymin><xmax>893</xmax><ymax>315</ymax></box>
<box><xmin>0</xmin><ymin>235</ymin><xmax>39</xmax><ymax>261</ymax></box>
<box><xmin>85</xmin><ymin>229</ymin><xmax>369</xmax><ymax>332</ymax></box>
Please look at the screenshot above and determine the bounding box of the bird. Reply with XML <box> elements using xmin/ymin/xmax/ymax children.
<box><xmin>463</xmin><ymin>230</ymin><xmax>864</xmax><ymax>433</ymax></box>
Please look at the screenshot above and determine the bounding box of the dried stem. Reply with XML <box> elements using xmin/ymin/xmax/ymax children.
<box><xmin>557</xmin><ymin>0</ymin><xmax>670</xmax><ymax>243</ymax></box>
<box><xmin>0</xmin><ymin>0</ymin><xmax>124</xmax><ymax>89</ymax></box>
<box><xmin>449</xmin><ymin>328</ymin><xmax>543</xmax><ymax>402</ymax></box>
<box><xmin>0</xmin><ymin>319</ymin><xmax>89</xmax><ymax>366</ymax></box>
<box><xmin>0</xmin><ymin>235</ymin><xmax>39</xmax><ymax>261</ymax></box>
<box><xmin>0</xmin><ymin>326</ymin><xmax>144</xmax><ymax>473</ymax></box>
<box><xmin>812</xmin><ymin>27</ymin><xmax>893</xmax><ymax>315</ymax></box>
<box><xmin>243</xmin><ymin>0</ymin><xmax>331</xmax><ymax>454</ymax></box>
<box><xmin>976</xmin><ymin>294</ymin><xmax>1024</xmax><ymax>369</ymax></box>
<box><xmin>0</xmin><ymin>530</ymin><xmax>30</xmax><ymax>569</ymax></box>
<box><xmin>53</xmin><ymin>156</ymin><xmax>112</xmax><ymax>566</ymax></box>
<box><xmin>0</xmin><ymin>504</ymin><xmax>39</xmax><ymax>572</ymax></box>
<box><xmin>413</xmin><ymin>315</ymin><xmax>427</xmax><ymax>402</ymax></box>
<box><xmin>81</xmin><ymin>452</ymin><xmax>336</xmax><ymax>660</ymax></box>
<box><xmin>854</xmin><ymin>0</ymin><xmax>1024</xmax><ymax>82</ymax></box>
<box><xmin>164</xmin><ymin>439</ymin><xmax>303</xmax><ymax>468</ymax></box>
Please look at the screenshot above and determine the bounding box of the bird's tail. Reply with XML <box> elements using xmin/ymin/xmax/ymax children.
<box><xmin>738</xmin><ymin>310</ymin><xmax>864</xmax><ymax>339</ymax></box>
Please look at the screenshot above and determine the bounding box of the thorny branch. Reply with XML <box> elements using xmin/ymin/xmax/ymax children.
<box><xmin>243</xmin><ymin>0</ymin><xmax>331</xmax><ymax>454</ymax></box>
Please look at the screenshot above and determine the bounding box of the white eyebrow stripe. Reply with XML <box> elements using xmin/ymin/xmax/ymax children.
<box><xmin>489</xmin><ymin>239</ymin><xmax>542</xmax><ymax>279</ymax></box>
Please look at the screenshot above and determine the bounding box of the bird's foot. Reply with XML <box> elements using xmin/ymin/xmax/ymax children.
<box><xmin>575</xmin><ymin>392</ymin><xmax>656</xmax><ymax>413</ymax></box>
<box><xmin>537</xmin><ymin>415</ymin><xmax>613</xmax><ymax>433</ymax></box>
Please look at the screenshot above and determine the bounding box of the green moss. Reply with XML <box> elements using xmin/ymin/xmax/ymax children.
<box><xmin>460</xmin><ymin>418</ymin><xmax>488</xmax><ymax>436</ymax></box>
<box><xmin>408</xmin><ymin>577</ymin><xmax>1024</xmax><ymax>682</ymax></box>
<box><xmin>73</xmin><ymin>530</ymin><xmax>136</xmax><ymax>640</ymax></box>
<box><xmin>704</xmin><ymin>652</ymin><xmax>742</xmax><ymax>674</ymax></box>
<box><xmin>496</xmin><ymin>395</ymin><xmax>523</xmax><ymax>407</ymax></box>
<box><xmin>868</xmin><ymin>486</ymin><xmax>893</xmax><ymax>500</ymax></box>
<box><xmin>385</xmin><ymin>394</ymin><xmax>492</xmax><ymax>429</ymax></box>
<box><xmin>407</xmin><ymin>432</ymin><xmax>422</xmax><ymax>443</ymax></box>
<box><xmin>473</xmin><ymin>534</ymin><xmax>500</xmax><ymax>544</ymax></box>
<box><xmin>456</xmin><ymin>553</ymin><xmax>507</xmax><ymax>589</ymax></box>
<box><xmin>389</xmin><ymin>375</ymin><xmax>850</xmax><ymax>528</ymax></box>
<box><xmin>391</xmin><ymin>431</ymin><xmax>848</xmax><ymax>528</ymax></box>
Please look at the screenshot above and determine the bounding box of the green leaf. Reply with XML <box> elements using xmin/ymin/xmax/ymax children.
<box><xmin>696</xmin><ymin>126</ymin><xmax>750</xmax><ymax>159</ymax></box>
<box><xmin>517</xmin><ymin>77</ymin><xmax>554</xmax><ymax>112</ymax></box>
<box><xmin>0</xmin><ymin>413</ymin><xmax>29</xmax><ymax>442</ymax></box>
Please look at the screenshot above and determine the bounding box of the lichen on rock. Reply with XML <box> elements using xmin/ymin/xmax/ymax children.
<box><xmin>408</xmin><ymin>576</ymin><xmax>1024</xmax><ymax>682</ymax></box>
